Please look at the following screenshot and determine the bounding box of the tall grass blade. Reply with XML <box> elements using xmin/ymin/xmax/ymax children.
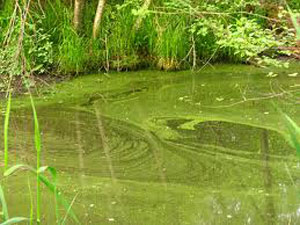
<box><xmin>4</xmin><ymin>93</ymin><xmax>11</xmax><ymax>171</ymax></box>
<box><xmin>0</xmin><ymin>184</ymin><xmax>9</xmax><ymax>221</ymax></box>
<box><xmin>29</xmin><ymin>95</ymin><xmax>41</xmax><ymax>165</ymax></box>
<box><xmin>27</xmin><ymin>177</ymin><xmax>34</xmax><ymax>225</ymax></box>
<box><xmin>0</xmin><ymin>217</ymin><xmax>28</xmax><ymax>225</ymax></box>
<box><xmin>29</xmin><ymin>94</ymin><xmax>41</xmax><ymax>224</ymax></box>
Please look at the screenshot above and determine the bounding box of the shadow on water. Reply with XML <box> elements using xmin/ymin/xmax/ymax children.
<box><xmin>261</xmin><ymin>130</ymin><xmax>276</xmax><ymax>225</ymax></box>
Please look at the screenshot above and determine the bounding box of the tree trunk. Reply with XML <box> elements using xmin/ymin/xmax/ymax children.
<box><xmin>93</xmin><ymin>0</ymin><xmax>106</xmax><ymax>39</ymax></box>
<box><xmin>74</xmin><ymin>0</ymin><xmax>84</xmax><ymax>31</ymax></box>
<box><xmin>134</xmin><ymin>0</ymin><xmax>152</xmax><ymax>31</ymax></box>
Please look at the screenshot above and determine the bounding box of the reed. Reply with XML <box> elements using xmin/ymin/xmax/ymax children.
<box><xmin>28</xmin><ymin>93</ymin><xmax>42</xmax><ymax>224</ymax></box>
<box><xmin>1</xmin><ymin>120</ymin><xmax>29</xmax><ymax>224</ymax></box>
<box><xmin>4</xmin><ymin>93</ymin><xmax>11</xmax><ymax>171</ymax></box>
<box><xmin>1</xmin><ymin>84</ymin><xmax>79</xmax><ymax>224</ymax></box>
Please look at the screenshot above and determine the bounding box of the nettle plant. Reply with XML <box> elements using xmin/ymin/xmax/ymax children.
<box><xmin>25</xmin><ymin>21</ymin><xmax>54</xmax><ymax>74</ymax></box>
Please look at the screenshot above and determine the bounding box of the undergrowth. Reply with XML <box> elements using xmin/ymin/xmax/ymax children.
<box><xmin>0</xmin><ymin>0</ymin><xmax>299</xmax><ymax>75</ymax></box>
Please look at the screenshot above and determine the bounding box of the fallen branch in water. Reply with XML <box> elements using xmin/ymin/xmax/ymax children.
<box><xmin>201</xmin><ymin>89</ymin><xmax>300</xmax><ymax>109</ymax></box>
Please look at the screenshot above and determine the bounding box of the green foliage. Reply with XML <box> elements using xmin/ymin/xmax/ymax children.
<box><xmin>167</xmin><ymin>0</ymin><xmax>296</xmax><ymax>66</ymax></box>
<box><xmin>0</xmin><ymin>11</ymin><xmax>22</xmax><ymax>77</ymax></box>
<box><xmin>0</xmin><ymin>11</ymin><xmax>53</xmax><ymax>76</ymax></box>
<box><xmin>0</xmin><ymin>0</ymin><xmax>299</xmax><ymax>74</ymax></box>
<box><xmin>288</xmin><ymin>0</ymin><xmax>300</xmax><ymax>10</ymax></box>
<box><xmin>216</xmin><ymin>17</ymin><xmax>287</xmax><ymax>66</ymax></box>
<box><xmin>0</xmin><ymin>44</ymin><xmax>21</xmax><ymax>77</ymax></box>
<box><xmin>25</xmin><ymin>26</ymin><xmax>53</xmax><ymax>74</ymax></box>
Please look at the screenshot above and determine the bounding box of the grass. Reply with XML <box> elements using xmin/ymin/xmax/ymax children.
<box><xmin>29</xmin><ymin>93</ymin><xmax>42</xmax><ymax>224</ymax></box>
<box><xmin>1</xmin><ymin>0</ymin><xmax>299</xmax><ymax>74</ymax></box>
<box><xmin>0</xmin><ymin>0</ymin><xmax>260</xmax><ymax>73</ymax></box>
<box><xmin>153</xmin><ymin>14</ymin><xmax>191</xmax><ymax>70</ymax></box>
<box><xmin>3</xmin><ymin>93</ymin><xmax>11</xmax><ymax>171</ymax></box>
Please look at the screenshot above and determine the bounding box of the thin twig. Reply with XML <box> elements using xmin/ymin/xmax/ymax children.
<box><xmin>197</xmin><ymin>46</ymin><xmax>219</xmax><ymax>72</ymax></box>
<box><xmin>3</xmin><ymin>0</ymin><xmax>18</xmax><ymax>46</ymax></box>
<box><xmin>201</xmin><ymin>89</ymin><xmax>300</xmax><ymax>109</ymax></box>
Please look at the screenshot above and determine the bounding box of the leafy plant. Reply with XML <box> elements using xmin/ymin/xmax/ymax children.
<box><xmin>216</xmin><ymin>17</ymin><xmax>288</xmax><ymax>65</ymax></box>
<box><xmin>0</xmin><ymin>15</ymin><xmax>53</xmax><ymax>76</ymax></box>
<box><xmin>0</xmin><ymin>0</ymin><xmax>299</xmax><ymax>73</ymax></box>
<box><xmin>155</xmin><ymin>0</ymin><xmax>297</xmax><ymax>67</ymax></box>
<box><xmin>25</xmin><ymin>26</ymin><xmax>54</xmax><ymax>74</ymax></box>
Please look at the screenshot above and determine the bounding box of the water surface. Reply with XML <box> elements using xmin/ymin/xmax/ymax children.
<box><xmin>2</xmin><ymin>65</ymin><xmax>300</xmax><ymax>225</ymax></box>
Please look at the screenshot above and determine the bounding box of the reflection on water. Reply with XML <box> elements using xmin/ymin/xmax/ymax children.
<box><xmin>95</xmin><ymin>106</ymin><xmax>116</xmax><ymax>183</ymax></box>
<box><xmin>3</xmin><ymin>108</ymin><xmax>299</xmax><ymax>225</ymax></box>
<box><xmin>1</xmin><ymin>67</ymin><xmax>300</xmax><ymax>224</ymax></box>
<box><xmin>261</xmin><ymin>130</ymin><xmax>275</xmax><ymax>225</ymax></box>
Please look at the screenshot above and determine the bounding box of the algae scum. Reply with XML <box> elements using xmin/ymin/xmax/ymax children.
<box><xmin>2</xmin><ymin>65</ymin><xmax>300</xmax><ymax>224</ymax></box>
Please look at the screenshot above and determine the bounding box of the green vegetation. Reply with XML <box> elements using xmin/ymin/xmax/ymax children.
<box><xmin>0</xmin><ymin>0</ymin><xmax>299</xmax><ymax>78</ymax></box>
<box><xmin>1</xmin><ymin>90</ymin><xmax>79</xmax><ymax>224</ymax></box>
<box><xmin>0</xmin><ymin>0</ymin><xmax>300</xmax><ymax>224</ymax></box>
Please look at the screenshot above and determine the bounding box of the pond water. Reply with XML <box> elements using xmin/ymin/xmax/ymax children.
<box><xmin>1</xmin><ymin>65</ymin><xmax>300</xmax><ymax>224</ymax></box>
